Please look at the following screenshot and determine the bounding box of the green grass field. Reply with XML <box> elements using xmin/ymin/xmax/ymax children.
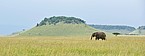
<box><xmin>0</xmin><ymin>36</ymin><xmax>145</xmax><ymax>56</ymax></box>
<box><xmin>19</xmin><ymin>24</ymin><xmax>112</xmax><ymax>36</ymax></box>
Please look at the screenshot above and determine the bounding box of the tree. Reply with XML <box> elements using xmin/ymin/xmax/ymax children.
<box><xmin>112</xmin><ymin>33</ymin><xmax>120</xmax><ymax>36</ymax></box>
<box><xmin>39</xmin><ymin>20</ymin><xmax>46</xmax><ymax>26</ymax></box>
<box><xmin>23</xmin><ymin>29</ymin><xmax>25</xmax><ymax>31</ymax></box>
<box><xmin>36</xmin><ymin>23</ymin><xmax>39</xmax><ymax>27</ymax></box>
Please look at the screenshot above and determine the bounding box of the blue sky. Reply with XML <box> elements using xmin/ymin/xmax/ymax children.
<box><xmin>0</xmin><ymin>0</ymin><xmax>145</xmax><ymax>35</ymax></box>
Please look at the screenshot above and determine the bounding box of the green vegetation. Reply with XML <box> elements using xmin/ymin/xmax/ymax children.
<box><xmin>0</xmin><ymin>36</ymin><xmax>145</xmax><ymax>56</ymax></box>
<box><xmin>129</xmin><ymin>30</ymin><xmax>145</xmax><ymax>35</ymax></box>
<box><xmin>19</xmin><ymin>24</ymin><xmax>102</xmax><ymax>36</ymax></box>
<box><xmin>129</xmin><ymin>26</ymin><xmax>145</xmax><ymax>35</ymax></box>
<box><xmin>89</xmin><ymin>25</ymin><xmax>136</xmax><ymax>34</ymax></box>
<box><xmin>1</xmin><ymin>16</ymin><xmax>145</xmax><ymax>56</ymax></box>
<box><xmin>14</xmin><ymin>16</ymin><xmax>144</xmax><ymax>36</ymax></box>
<box><xmin>138</xmin><ymin>26</ymin><xmax>145</xmax><ymax>30</ymax></box>
<box><xmin>38</xmin><ymin>16</ymin><xmax>86</xmax><ymax>26</ymax></box>
<box><xmin>112</xmin><ymin>32</ymin><xmax>120</xmax><ymax>36</ymax></box>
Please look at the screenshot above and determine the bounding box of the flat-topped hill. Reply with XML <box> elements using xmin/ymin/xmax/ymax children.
<box><xmin>89</xmin><ymin>25</ymin><xmax>136</xmax><ymax>34</ymax></box>
<box><xmin>19</xmin><ymin>16</ymin><xmax>112</xmax><ymax>36</ymax></box>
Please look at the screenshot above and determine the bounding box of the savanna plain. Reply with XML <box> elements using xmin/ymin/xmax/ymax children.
<box><xmin>0</xmin><ymin>35</ymin><xmax>145</xmax><ymax>56</ymax></box>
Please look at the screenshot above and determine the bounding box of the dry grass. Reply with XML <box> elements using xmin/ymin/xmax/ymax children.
<box><xmin>0</xmin><ymin>36</ymin><xmax>145</xmax><ymax>56</ymax></box>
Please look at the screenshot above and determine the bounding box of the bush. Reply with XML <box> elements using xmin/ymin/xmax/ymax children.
<box><xmin>112</xmin><ymin>33</ymin><xmax>120</xmax><ymax>36</ymax></box>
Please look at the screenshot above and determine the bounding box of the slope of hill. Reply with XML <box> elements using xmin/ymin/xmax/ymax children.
<box><xmin>89</xmin><ymin>25</ymin><xmax>136</xmax><ymax>34</ymax></box>
<box><xmin>19</xmin><ymin>24</ymin><xmax>100</xmax><ymax>36</ymax></box>
<box><xmin>129</xmin><ymin>26</ymin><xmax>145</xmax><ymax>35</ymax></box>
<box><xmin>129</xmin><ymin>30</ymin><xmax>145</xmax><ymax>35</ymax></box>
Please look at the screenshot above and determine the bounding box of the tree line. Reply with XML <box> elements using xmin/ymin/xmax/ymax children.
<box><xmin>37</xmin><ymin>16</ymin><xmax>86</xmax><ymax>26</ymax></box>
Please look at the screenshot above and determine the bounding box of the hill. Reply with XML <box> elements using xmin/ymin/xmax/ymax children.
<box><xmin>19</xmin><ymin>16</ymin><xmax>112</xmax><ymax>36</ymax></box>
<box><xmin>129</xmin><ymin>26</ymin><xmax>145</xmax><ymax>35</ymax></box>
<box><xmin>89</xmin><ymin>25</ymin><xmax>136</xmax><ymax>34</ymax></box>
<box><xmin>19</xmin><ymin>24</ymin><xmax>99</xmax><ymax>36</ymax></box>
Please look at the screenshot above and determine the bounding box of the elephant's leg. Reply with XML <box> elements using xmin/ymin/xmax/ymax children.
<box><xmin>90</xmin><ymin>36</ymin><xmax>93</xmax><ymax>40</ymax></box>
<box><xmin>98</xmin><ymin>38</ymin><xmax>100</xmax><ymax>40</ymax></box>
<box><xmin>95</xmin><ymin>37</ymin><xmax>97</xmax><ymax>40</ymax></box>
<box><xmin>102</xmin><ymin>38</ymin><xmax>106</xmax><ymax>40</ymax></box>
<box><xmin>101</xmin><ymin>38</ymin><xmax>104</xmax><ymax>40</ymax></box>
<box><xmin>96</xmin><ymin>37</ymin><xmax>99</xmax><ymax>40</ymax></box>
<box><xmin>97</xmin><ymin>38</ymin><xmax>99</xmax><ymax>40</ymax></box>
<box><xmin>98</xmin><ymin>37</ymin><xmax>101</xmax><ymax>40</ymax></box>
<box><xmin>104</xmin><ymin>38</ymin><xmax>106</xmax><ymax>40</ymax></box>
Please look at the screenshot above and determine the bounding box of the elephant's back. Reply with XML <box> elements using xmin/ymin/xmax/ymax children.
<box><xmin>96</xmin><ymin>32</ymin><xmax>106</xmax><ymax>37</ymax></box>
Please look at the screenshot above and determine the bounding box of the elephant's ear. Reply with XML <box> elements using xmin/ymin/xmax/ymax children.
<box><xmin>93</xmin><ymin>33</ymin><xmax>96</xmax><ymax>36</ymax></box>
<box><xmin>95</xmin><ymin>32</ymin><xmax>98</xmax><ymax>35</ymax></box>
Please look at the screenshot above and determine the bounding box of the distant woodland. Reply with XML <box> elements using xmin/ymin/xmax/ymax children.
<box><xmin>37</xmin><ymin>16</ymin><xmax>86</xmax><ymax>26</ymax></box>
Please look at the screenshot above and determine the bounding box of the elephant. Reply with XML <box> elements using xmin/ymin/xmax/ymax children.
<box><xmin>90</xmin><ymin>32</ymin><xmax>106</xmax><ymax>40</ymax></box>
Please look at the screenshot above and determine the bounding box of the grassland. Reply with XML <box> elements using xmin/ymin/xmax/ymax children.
<box><xmin>19</xmin><ymin>24</ymin><xmax>112</xmax><ymax>36</ymax></box>
<box><xmin>0</xmin><ymin>36</ymin><xmax>145</xmax><ymax>56</ymax></box>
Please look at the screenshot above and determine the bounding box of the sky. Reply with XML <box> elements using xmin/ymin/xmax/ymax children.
<box><xmin>0</xmin><ymin>0</ymin><xmax>145</xmax><ymax>35</ymax></box>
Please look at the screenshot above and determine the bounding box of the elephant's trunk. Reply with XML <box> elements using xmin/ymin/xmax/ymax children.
<box><xmin>90</xmin><ymin>36</ymin><xmax>93</xmax><ymax>40</ymax></box>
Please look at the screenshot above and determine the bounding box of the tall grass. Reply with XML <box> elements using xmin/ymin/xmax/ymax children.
<box><xmin>0</xmin><ymin>36</ymin><xmax>145</xmax><ymax>56</ymax></box>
